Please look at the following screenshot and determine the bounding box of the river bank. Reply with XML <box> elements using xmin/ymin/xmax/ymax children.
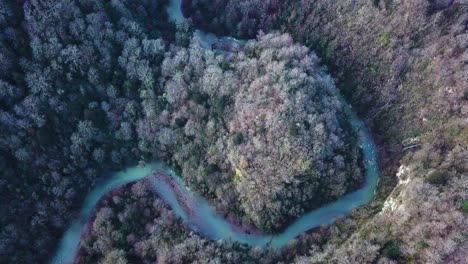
<box><xmin>152</xmin><ymin>169</ymin><xmax>263</xmax><ymax>235</ymax></box>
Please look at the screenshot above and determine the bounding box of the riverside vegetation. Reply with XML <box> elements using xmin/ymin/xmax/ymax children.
<box><xmin>181</xmin><ymin>0</ymin><xmax>468</xmax><ymax>263</ymax></box>
<box><xmin>1</xmin><ymin>0</ymin><xmax>466</xmax><ymax>264</ymax></box>
<box><xmin>148</xmin><ymin>32</ymin><xmax>364</xmax><ymax>232</ymax></box>
<box><xmin>1</xmin><ymin>0</ymin><xmax>362</xmax><ymax>262</ymax></box>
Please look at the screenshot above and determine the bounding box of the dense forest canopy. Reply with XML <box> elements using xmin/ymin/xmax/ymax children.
<box><xmin>142</xmin><ymin>33</ymin><xmax>363</xmax><ymax>231</ymax></box>
<box><xmin>0</xmin><ymin>0</ymin><xmax>363</xmax><ymax>262</ymax></box>
<box><xmin>0</xmin><ymin>0</ymin><xmax>175</xmax><ymax>262</ymax></box>
<box><xmin>1</xmin><ymin>0</ymin><xmax>466</xmax><ymax>263</ymax></box>
<box><xmin>182</xmin><ymin>0</ymin><xmax>468</xmax><ymax>263</ymax></box>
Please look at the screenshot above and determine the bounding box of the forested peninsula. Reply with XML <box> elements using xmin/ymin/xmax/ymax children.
<box><xmin>0</xmin><ymin>0</ymin><xmax>466</xmax><ymax>263</ymax></box>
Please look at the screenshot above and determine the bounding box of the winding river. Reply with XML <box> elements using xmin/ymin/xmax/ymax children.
<box><xmin>50</xmin><ymin>1</ymin><xmax>379</xmax><ymax>263</ymax></box>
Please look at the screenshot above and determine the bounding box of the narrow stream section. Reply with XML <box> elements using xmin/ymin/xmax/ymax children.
<box><xmin>51</xmin><ymin>1</ymin><xmax>379</xmax><ymax>263</ymax></box>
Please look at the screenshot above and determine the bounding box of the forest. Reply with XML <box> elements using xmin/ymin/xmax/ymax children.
<box><xmin>1</xmin><ymin>0</ymin><xmax>467</xmax><ymax>263</ymax></box>
<box><xmin>1</xmin><ymin>0</ymin><xmax>174</xmax><ymax>262</ymax></box>
<box><xmin>142</xmin><ymin>32</ymin><xmax>364</xmax><ymax>232</ymax></box>
<box><xmin>182</xmin><ymin>0</ymin><xmax>468</xmax><ymax>263</ymax></box>
<box><xmin>1</xmin><ymin>0</ymin><xmax>361</xmax><ymax>262</ymax></box>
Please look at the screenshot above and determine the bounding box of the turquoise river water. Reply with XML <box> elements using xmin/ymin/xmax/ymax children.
<box><xmin>50</xmin><ymin>1</ymin><xmax>379</xmax><ymax>263</ymax></box>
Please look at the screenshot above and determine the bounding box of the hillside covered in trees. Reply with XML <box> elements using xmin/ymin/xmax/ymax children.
<box><xmin>139</xmin><ymin>33</ymin><xmax>363</xmax><ymax>232</ymax></box>
<box><xmin>0</xmin><ymin>0</ymin><xmax>363</xmax><ymax>262</ymax></box>
<box><xmin>1</xmin><ymin>0</ymin><xmax>466</xmax><ymax>263</ymax></box>
<box><xmin>182</xmin><ymin>0</ymin><xmax>468</xmax><ymax>263</ymax></box>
